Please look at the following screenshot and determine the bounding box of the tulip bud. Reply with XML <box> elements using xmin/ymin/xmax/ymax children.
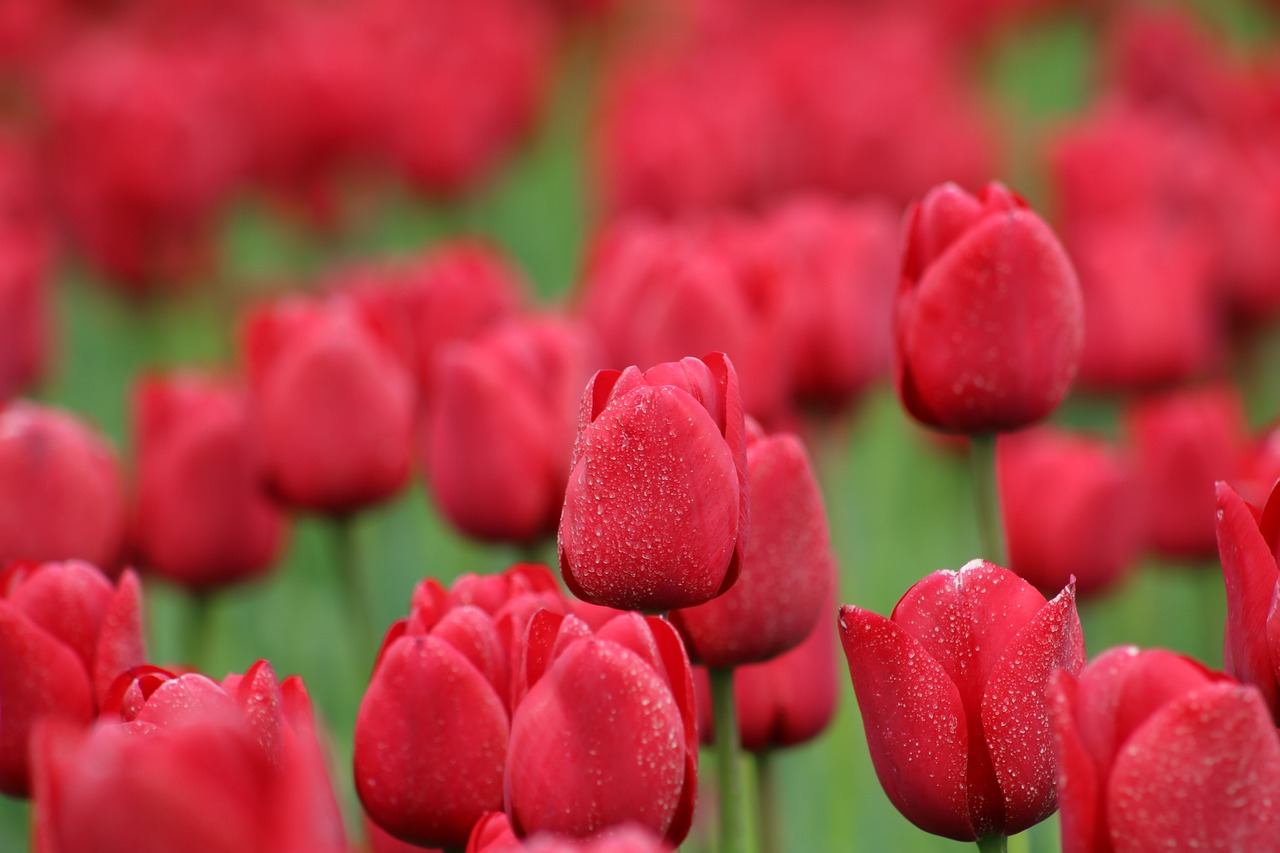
<box><xmin>506</xmin><ymin>611</ymin><xmax>697</xmax><ymax>845</ymax></box>
<box><xmin>425</xmin><ymin>315</ymin><xmax>596</xmax><ymax>544</ymax></box>
<box><xmin>1048</xmin><ymin>647</ymin><xmax>1280</xmax><ymax>852</ymax></box>
<box><xmin>839</xmin><ymin>560</ymin><xmax>1084</xmax><ymax>840</ymax></box>
<box><xmin>671</xmin><ymin>422</ymin><xmax>833</xmax><ymax>666</ymax></box>
<box><xmin>997</xmin><ymin>427</ymin><xmax>1143</xmax><ymax>596</ymax></box>
<box><xmin>894</xmin><ymin>182</ymin><xmax>1084</xmax><ymax>433</ymax></box>
<box><xmin>558</xmin><ymin>353</ymin><xmax>749</xmax><ymax>612</ymax></box>
<box><xmin>0</xmin><ymin>561</ymin><xmax>144</xmax><ymax>796</ymax></box>
<box><xmin>0</xmin><ymin>402</ymin><xmax>127</xmax><ymax>570</ymax></box>
<box><xmin>243</xmin><ymin>294</ymin><xmax>415</xmax><ymax>514</ymax></box>
<box><xmin>131</xmin><ymin>373</ymin><xmax>287</xmax><ymax>590</ymax></box>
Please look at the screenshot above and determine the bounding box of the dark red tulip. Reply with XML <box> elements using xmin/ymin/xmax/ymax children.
<box><xmin>425</xmin><ymin>315</ymin><xmax>596</xmax><ymax>544</ymax></box>
<box><xmin>558</xmin><ymin>353</ymin><xmax>749</xmax><ymax>611</ymax></box>
<box><xmin>839</xmin><ymin>560</ymin><xmax>1084</xmax><ymax>841</ymax></box>
<box><xmin>997</xmin><ymin>427</ymin><xmax>1143</xmax><ymax>596</ymax></box>
<box><xmin>32</xmin><ymin>661</ymin><xmax>348</xmax><ymax>853</ymax></box>
<box><xmin>1215</xmin><ymin>480</ymin><xmax>1280</xmax><ymax>722</ymax></box>
<box><xmin>0</xmin><ymin>561</ymin><xmax>143</xmax><ymax>796</ymax></box>
<box><xmin>467</xmin><ymin>812</ymin><xmax>671</xmax><ymax>853</ymax></box>
<box><xmin>243</xmin><ymin>294</ymin><xmax>415</xmax><ymax>514</ymax></box>
<box><xmin>1125</xmin><ymin>385</ymin><xmax>1248</xmax><ymax>560</ymax></box>
<box><xmin>894</xmin><ymin>182</ymin><xmax>1083</xmax><ymax>434</ymax></box>
<box><xmin>131</xmin><ymin>373</ymin><xmax>287</xmax><ymax>591</ymax></box>
<box><xmin>1048</xmin><ymin>647</ymin><xmax>1280</xmax><ymax>852</ymax></box>
<box><xmin>506</xmin><ymin>610</ymin><xmax>697</xmax><ymax>845</ymax></box>
<box><xmin>671</xmin><ymin>420</ymin><xmax>833</xmax><ymax>666</ymax></box>
<box><xmin>0</xmin><ymin>402</ymin><xmax>127</xmax><ymax>570</ymax></box>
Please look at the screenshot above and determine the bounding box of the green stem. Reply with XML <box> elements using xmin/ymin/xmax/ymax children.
<box><xmin>711</xmin><ymin>667</ymin><xmax>746</xmax><ymax>853</ymax></box>
<box><xmin>330</xmin><ymin>515</ymin><xmax>374</xmax><ymax>668</ymax></box>
<box><xmin>185</xmin><ymin>592</ymin><xmax>213</xmax><ymax>671</ymax></box>
<box><xmin>969</xmin><ymin>433</ymin><xmax>1007</xmax><ymax>566</ymax></box>
<box><xmin>977</xmin><ymin>834</ymin><xmax>1009</xmax><ymax>853</ymax></box>
<box><xmin>755</xmin><ymin>750</ymin><xmax>783</xmax><ymax>853</ymax></box>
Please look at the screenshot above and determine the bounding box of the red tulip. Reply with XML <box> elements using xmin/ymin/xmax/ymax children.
<box><xmin>0</xmin><ymin>401</ymin><xmax>127</xmax><ymax>570</ymax></box>
<box><xmin>1215</xmin><ymin>480</ymin><xmax>1280</xmax><ymax>722</ymax></box>
<box><xmin>997</xmin><ymin>427</ymin><xmax>1143</xmax><ymax>596</ymax></box>
<box><xmin>506</xmin><ymin>611</ymin><xmax>697</xmax><ymax>845</ymax></box>
<box><xmin>0</xmin><ymin>234</ymin><xmax>48</xmax><ymax>402</ymax></box>
<box><xmin>243</xmin><ymin>294</ymin><xmax>415</xmax><ymax>513</ymax></box>
<box><xmin>425</xmin><ymin>315</ymin><xmax>596</xmax><ymax>544</ymax></box>
<box><xmin>0</xmin><ymin>561</ymin><xmax>143</xmax><ymax>796</ymax></box>
<box><xmin>839</xmin><ymin>560</ymin><xmax>1085</xmax><ymax>841</ymax></box>
<box><xmin>131</xmin><ymin>373</ymin><xmax>287</xmax><ymax>590</ymax></box>
<box><xmin>355</xmin><ymin>565</ymin><xmax>573</xmax><ymax>849</ymax></box>
<box><xmin>1048</xmin><ymin>647</ymin><xmax>1280</xmax><ymax>852</ymax></box>
<box><xmin>558</xmin><ymin>353</ymin><xmax>749</xmax><ymax>611</ymax></box>
<box><xmin>1125</xmin><ymin>385</ymin><xmax>1248</xmax><ymax>560</ymax></box>
<box><xmin>671</xmin><ymin>421</ymin><xmax>833</xmax><ymax>666</ymax></box>
<box><xmin>894</xmin><ymin>182</ymin><xmax>1083</xmax><ymax>434</ymax></box>
<box><xmin>467</xmin><ymin>812</ymin><xmax>671</xmax><ymax>853</ymax></box>
<box><xmin>32</xmin><ymin>661</ymin><xmax>348</xmax><ymax>853</ymax></box>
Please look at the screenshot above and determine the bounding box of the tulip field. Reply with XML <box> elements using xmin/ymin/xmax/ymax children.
<box><xmin>5</xmin><ymin>1</ymin><xmax>1280</xmax><ymax>852</ymax></box>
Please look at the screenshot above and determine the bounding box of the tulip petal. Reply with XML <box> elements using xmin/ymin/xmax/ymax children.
<box><xmin>981</xmin><ymin>582</ymin><xmax>1085</xmax><ymax>834</ymax></box>
<box><xmin>1216</xmin><ymin>481</ymin><xmax>1280</xmax><ymax>715</ymax></box>
<box><xmin>92</xmin><ymin>569</ymin><xmax>145</xmax><ymax>707</ymax></box>
<box><xmin>838</xmin><ymin>604</ymin><xmax>974</xmax><ymax>841</ymax></box>
<box><xmin>1046</xmin><ymin>671</ymin><xmax>1103</xmax><ymax>853</ymax></box>
<box><xmin>1106</xmin><ymin>683</ymin><xmax>1280</xmax><ymax>853</ymax></box>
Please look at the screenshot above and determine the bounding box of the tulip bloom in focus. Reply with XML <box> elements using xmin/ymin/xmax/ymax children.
<box><xmin>131</xmin><ymin>374</ymin><xmax>287</xmax><ymax>591</ymax></box>
<box><xmin>0</xmin><ymin>560</ymin><xmax>144</xmax><ymax>796</ymax></box>
<box><xmin>558</xmin><ymin>353</ymin><xmax>748</xmax><ymax>612</ymax></box>
<box><xmin>506</xmin><ymin>610</ymin><xmax>697</xmax><ymax>845</ymax></box>
<box><xmin>894</xmin><ymin>182</ymin><xmax>1083</xmax><ymax>433</ymax></box>
<box><xmin>1215</xmin><ymin>480</ymin><xmax>1280</xmax><ymax>721</ymax></box>
<box><xmin>1048</xmin><ymin>647</ymin><xmax>1280</xmax><ymax>852</ymax></box>
<box><xmin>0</xmin><ymin>402</ymin><xmax>127</xmax><ymax>570</ymax></box>
<box><xmin>839</xmin><ymin>560</ymin><xmax>1084</xmax><ymax>841</ymax></box>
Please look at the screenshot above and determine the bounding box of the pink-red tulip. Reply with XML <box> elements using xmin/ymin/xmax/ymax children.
<box><xmin>33</xmin><ymin>660</ymin><xmax>348</xmax><ymax>853</ymax></box>
<box><xmin>1126</xmin><ymin>385</ymin><xmax>1248</xmax><ymax>560</ymax></box>
<box><xmin>0</xmin><ymin>402</ymin><xmax>127</xmax><ymax>570</ymax></box>
<box><xmin>425</xmin><ymin>315</ymin><xmax>596</xmax><ymax>544</ymax></box>
<box><xmin>243</xmin><ymin>294</ymin><xmax>415</xmax><ymax>514</ymax></box>
<box><xmin>0</xmin><ymin>560</ymin><xmax>143</xmax><ymax>796</ymax></box>
<box><xmin>997</xmin><ymin>427</ymin><xmax>1143</xmax><ymax>596</ymax></box>
<box><xmin>671</xmin><ymin>420</ymin><xmax>833</xmax><ymax>666</ymax></box>
<box><xmin>1048</xmin><ymin>647</ymin><xmax>1280</xmax><ymax>852</ymax></box>
<box><xmin>839</xmin><ymin>560</ymin><xmax>1084</xmax><ymax>841</ymax></box>
<box><xmin>468</xmin><ymin>812</ymin><xmax>670</xmax><ymax>853</ymax></box>
<box><xmin>558</xmin><ymin>353</ymin><xmax>749</xmax><ymax>611</ymax></box>
<box><xmin>1215</xmin><ymin>480</ymin><xmax>1280</xmax><ymax>722</ymax></box>
<box><xmin>131</xmin><ymin>373</ymin><xmax>287</xmax><ymax>590</ymax></box>
<box><xmin>506</xmin><ymin>610</ymin><xmax>697</xmax><ymax>845</ymax></box>
<box><xmin>894</xmin><ymin>182</ymin><xmax>1083</xmax><ymax>434</ymax></box>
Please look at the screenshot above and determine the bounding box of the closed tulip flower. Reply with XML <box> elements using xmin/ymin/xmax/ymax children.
<box><xmin>671</xmin><ymin>420</ymin><xmax>833</xmax><ymax>667</ymax></box>
<box><xmin>559</xmin><ymin>353</ymin><xmax>749</xmax><ymax>612</ymax></box>
<box><xmin>131</xmin><ymin>374</ymin><xmax>287</xmax><ymax>591</ymax></box>
<box><xmin>0</xmin><ymin>560</ymin><xmax>144</xmax><ymax>796</ymax></box>
<box><xmin>1215</xmin><ymin>480</ymin><xmax>1280</xmax><ymax>721</ymax></box>
<box><xmin>997</xmin><ymin>427</ymin><xmax>1143</xmax><ymax>596</ymax></box>
<box><xmin>243</xmin><ymin>295</ymin><xmax>415</xmax><ymax>514</ymax></box>
<box><xmin>425</xmin><ymin>315</ymin><xmax>596</xmax><ymax>544</ymax></box>
<box><xmin>506</xmin><ymin>610</ymin><xmax>697</xmax><ymax>845</ymax></box>
<box><xmin>0</xmin><ymin>402</ymin><xmax>127</xmax><ymax>570</ymax></box>
<box><xmin>1048</xmin><ymin>647</ymin><xmax>1280</xmax><ymax>852</ymax></box>
<box><xmin>33</xmin><ymin>660</ymin><xmax>348</xmax><ymax>853</ymax></box>
<box><xmin>839</xmin><ymin>560</ymin><xmax>1085</xmax><ymax>842</ymax></box>
<box><xmin>894</xmin><ymin>182</ymin><xmax>1084</xmax><ymax>433</ymax></box>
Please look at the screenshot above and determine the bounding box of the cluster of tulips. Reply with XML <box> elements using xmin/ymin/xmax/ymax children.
<box><xmin>6</xmin><ymin>0</ymin><xmax>1280</xmax><ymax>852</ymax></box>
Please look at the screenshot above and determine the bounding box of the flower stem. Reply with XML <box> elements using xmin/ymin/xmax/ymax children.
<box><xmin>969</xmin><ymin>432</ymin><xmax>1007</xmax><ymax>566</ymax></box>
<box><xmin>977</xmin><ymin>834</ymin><xmax>1009</xmax><ymax>853</ymax></box>
<box><xmin>330</xmin><ymin>515</ymin><xmax>373</xmax><ymax>668</ymax></box>
<box><xmin>755</xmin><ymin>750</ymin><xmax>783</xmax><ymax>853</ymax></box>
<box><xmin>711</xmin><ymin>666</ymin><xmax>746</xmax><ymax>853</ymax></box>
<box><xmin>185</xmin><ymin>591</ymin><xmax>213</xmax><ymax>670</ymax></box>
